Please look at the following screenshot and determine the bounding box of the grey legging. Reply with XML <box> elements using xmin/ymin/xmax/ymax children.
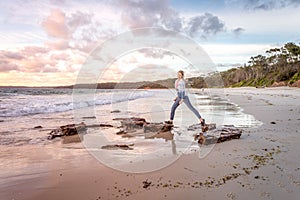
<box><xmin>170</xmin><ymin>95</ymin><xmax>201</xmax><ymax>120</ymax></box>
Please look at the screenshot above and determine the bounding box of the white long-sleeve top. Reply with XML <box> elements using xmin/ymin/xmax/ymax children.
<box><xmin>175</xmin><ymin>79</ymin><xmax>186</xmax><ymax>92</ymax></box>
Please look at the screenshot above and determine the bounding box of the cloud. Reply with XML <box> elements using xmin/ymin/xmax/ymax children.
<box><xmin>0</xmin><ymin>51</ymin><xmax>24</xmax><ymax>60</ymax></box>
<box><xmin>138</xmin><ymin>48</ymin><xmax>174</xmax><ymax>59</ymax></box>
<box><xmin>0</xmin><ymin>45</ymin><xmax>86</xmax><ymax>73</ymax></box>
<box><xmin>20</xmin><ymin>46</ymin><xmax>50</xmax><ymax>56</ymax></box>
<box><xmin>67</xmin><ymin>11</ymin><xmax>94</xmax><ymax>31</ymax></box>
<box><xmin>119</xmin><ymin>0</ymin><xmax>184</xmax><ymax>32</ymax></box>
<box><xmin>0</xmin><ymin>60</ymin><xmax>19</xmax><ymax>72</ymax></box>
<box><xmin>45</xmin><ymin>39</ymin><xmax>70</xmax><ymax>50</ymax></box>
<box><xmin>42</xmin><ymin>9</ymin><xmax>69</xmax><ymax>39</ymax></box>
<box><xmin>227</xmin><ymin>0</ymin><xmax>300</xmax><ymax>10</ymax></box>
<box><xmin>120</xmin><ymin>0</ymin><xmax>168</xmax><ymax>28</ymax></box>
<box><xmin>186</xmin><ymin>13</ymin><xmax>226</xmax><ymax>39</ymax></box>
<box><xmin>119</xmin><ymin>64</ymin><xmax>174</xmax><ymax>82</ymax></box>
<box><xmin>118</xmin><ymin>1</ymin><xmax>226</xmax><ymax>39</ymax></box>
<box><xmin>232</xmin><ymin>27</ymin><xmax>245</xmax><ymax>37</ymax></box>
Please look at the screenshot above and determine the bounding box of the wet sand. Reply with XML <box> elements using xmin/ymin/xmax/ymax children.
<box><xmin>1</xmin><ymin>87</ymin><xmax>300</xmax><ymax>200</ymax></box>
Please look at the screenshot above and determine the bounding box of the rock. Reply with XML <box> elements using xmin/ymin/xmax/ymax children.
<box><xmin>62</xmin><ymin>134</ymin><xmax>82</xmax><ymax>144</ymax></box>
<box><xmin>113</xmin><ymin>118</ymin><xmax>174</xmax><ymax>140</ymax></box>
<box><xmin>143</xmin><ymin>123</ymin><xmax>173</xmax><ymax>133</ymax></box>
<box><xmin>116</xmin><ymin>130</ymin><xmax>127</xmax><ymax>135</ymax></box>
<box><xmin>82</xmin><ymin>116</ymin><xmax>96</xmax><ymax>119</ymax></box>
<box><xmin>270</xmin><ymin>121</ymin><xmax>276</xmax><ymax>124</ymax></box>
<box><xmin>34</xmin><ymin>125</ymin><xmax>43</xmax><ymax>129</ymax></box>
<box><xmin>48</xmin><ymin>122</ymin><xmax>87</xmax><ymax>140</ymax></box>
<box><xmin>271</xmin><ymin>81</ymin><xmax>286</xmax><ymax>87</ymax></box>
<box><xmin>101</xmin><ymin>143</ymin><xmax>134</xmax><ymax>150</ymax></box>
<box><xmin>291</xmin><ymin>80</ymin><xmax>300</xmax><ymax>88</ymax></box>
<box><xmin>194</xmin><ymin>125</ymin><xmax>242</xmax><ymax>145</ymax></box>
<box><xmin>99</xmin><ymin>123</ymin><xmax>114</xmax><ymax>127</ymax></box>
<box><xmin>145</xmin><ymin>131</ymin><xmax>174</xmax><ymax>140</ymax></box>
<box><xmin>112</xmin><ymin>117</ymin><xmax>242</xmax><ymax>144</ymax></box>
<box><xmin>143</xmin><ymin>180</ymin><xmax>152</xmax><ymax>189</ymax></box>
<box><xmin>111</xmin><ymin>110</ymin><xmax>121</xmax><ymax>113</ymax></box>
<box><xmin>114</xmin><ymin>117</ymin><xmax>146</xmax><ymax>130</ymax></box>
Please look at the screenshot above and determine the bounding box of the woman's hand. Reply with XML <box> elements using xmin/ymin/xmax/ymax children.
<box><xmin>173</xmin><ymin>97</ymin><xmax>178</xmax><ymax>101</ymax></box>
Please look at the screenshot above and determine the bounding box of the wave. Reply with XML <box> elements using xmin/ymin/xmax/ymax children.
<box><xmin>0</xmin><ymin>90</ymin><xmax>153</xmax><ymax>117</ymax></box>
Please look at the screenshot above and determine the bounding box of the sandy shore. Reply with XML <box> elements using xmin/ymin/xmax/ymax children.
<box><xmin>1</xmin><ymin>87</ymin><xmax>300</xmax><ymax>200</ymax></box>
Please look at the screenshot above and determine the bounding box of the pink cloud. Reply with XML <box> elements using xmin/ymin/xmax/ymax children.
<box><xmin>42</xmin><ymin>9</ymin><xmax>69</xmax><ymax>39</ymax></box>
<box><xmin>45</xmin><ymin>39</ymin><xmax>69</xmax><ymax>50</ymax></box>
<box><xmin>20</xmin><ymin>46</ymin><xmax>50</xmax><ymax>56</ymax></box>
<box><xmin>0</xmin><ymin>60</ymin><xmax>19</xmax><ymax>72</ymax></box>
<box><xmin>19</xmin><ymin>58</ymin><xmax>56</xmax><ymax>73</ymax></box>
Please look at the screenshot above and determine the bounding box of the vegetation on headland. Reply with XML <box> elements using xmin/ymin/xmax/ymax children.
<box><xmin>219</xmin><ymin>42</ymin><xmax>300</xmax><ymax>87</ymax></box>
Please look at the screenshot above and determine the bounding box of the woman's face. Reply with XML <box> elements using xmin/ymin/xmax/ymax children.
<box><xmin>177</xmin><ymin>72</ymin><xmax>183</xmax><ymax>79</ymax></box>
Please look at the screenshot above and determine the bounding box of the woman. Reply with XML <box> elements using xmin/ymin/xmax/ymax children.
<box><xmin>165</xmin><ymin>70</ymin><xmax>205</xmax><ymax>126</ymax></box>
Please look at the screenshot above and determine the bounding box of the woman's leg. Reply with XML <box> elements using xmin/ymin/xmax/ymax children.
<box><xmin>183</xmin><ymin>96</ymin><xmax>202</xmax><ymax>119</ymax></box>
<box><xmin>170</xmin><ymin>98</ymin><xmax>180</xmax><ymax>120</ymax></box>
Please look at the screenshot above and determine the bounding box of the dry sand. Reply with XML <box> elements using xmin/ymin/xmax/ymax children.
<box><xmin>1</xmin><ymin>87</ymin><xmax>300</xmax><ymax>200</ymax></box>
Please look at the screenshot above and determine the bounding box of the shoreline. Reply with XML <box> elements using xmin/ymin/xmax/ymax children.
<box><xmin>0</xmin><ymin>87</ymin><xmax>299</xmax><ymax>200</ymax></box>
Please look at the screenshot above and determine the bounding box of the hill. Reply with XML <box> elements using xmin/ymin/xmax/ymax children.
<box><xmin>219</xmin><ymin>42</ymin><xmax>300</xmax><ymax>87</ymax></box>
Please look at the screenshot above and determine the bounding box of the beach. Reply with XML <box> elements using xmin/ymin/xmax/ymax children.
<box><xmin>0</xmin><ymin>87</ymin><xmax>300</xmax><ymax>200</ymax></box>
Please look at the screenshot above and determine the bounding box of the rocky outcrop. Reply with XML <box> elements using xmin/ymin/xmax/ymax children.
<box><xmin>291</xmin><ymin>80</ymin><xmax>300</xmax><ymax>87</ymax></box>
<box><xmin>193</xmin><ymin>125</ymin><xmax>242</xmax><ymax>145</ymax></box>
<box><xmin>48</xmin><ymin>122</ymin><xmax>87</xmax><ymax>141</ymax></box>
<box><xmin>113</xmin><ymin>117</ymin><xmax>174</xmax><ymax>141</ymax></box>
<box><xmin>271</xmin><ymin>81</ymin><xmax>287</xmax><ymax>87</ymax></box>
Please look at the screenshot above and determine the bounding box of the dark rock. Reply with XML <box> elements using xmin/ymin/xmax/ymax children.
<box><xmin>101</xmin><ymin>143</ymin><xmax>134</xmax><ymax>150</ymax></box>
<box><xmin>116</xmin><ymin>130</ymin><xmax>127</xmax><ymax>135</ymax></box>
<box><xmin>99</xmin><ymin>123</ymin><xmax>114</xmax><ymax>127</ymax></box>
<box><xmin>34</xmin><ymin>125</ymin><xmax>43</xmax><ymax>129</ymax></box>
<box><xmin>143</xmin><ymin>180</ymin><xmax>152</xmax><ymax>189</ymax></box>
<box><xmin>143</xmin><ymin>123</ymin><xmax>173</xmax><ymax>133</ymax></box>
<box><xmin>270</xmin><ymin>121</ymin><xmax>276</xmax><ymax>124</ymax></box>
<box><xmin>111</xmin><ymin>110</ymin><xmax>121</xmax><ymax>113</ymax></box>
<box><xmin>82</xmin><ymin>116</ymin><xmax>96</xmax><ymax>119</ymax></box>
<box><xmin>48</xmin><ymin>122</ymin><xmax>87</xmax><ymax>141</ymax></box>
<box><xmin>194</xmin><ymin>125</ymin><xmax>242</xmax><ymax>145</ymax></box>
<box><xmin>62</xmin><ymin>134</ymin><xmax>82</xmax><ymax>144</ymax></box>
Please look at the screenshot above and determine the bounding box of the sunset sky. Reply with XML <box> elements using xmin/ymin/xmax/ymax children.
<box><xmin>0</xmin><ymin>0</ymin><xmax>300</xmax><ymax>86</ymax></box>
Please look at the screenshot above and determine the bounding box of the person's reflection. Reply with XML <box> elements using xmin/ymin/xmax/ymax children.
<box><xmin>171</xmin><ymin>139</ymin><xmax>177</xmax><ymax>155</ymax></box>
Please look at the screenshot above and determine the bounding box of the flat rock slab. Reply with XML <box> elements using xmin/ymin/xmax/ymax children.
<box><xmin>113</xmin><ymin>117</ymin><xmax>174</xmax><ymax>140</ymax></box>
<box><xmin>193</xmin><ymin>125</ymin><xmax>242</xmax><ymax>145</ymax></box>
<box><xmin>101</xmin><ymin>144</ymin><xmax>134</xmax><ymax>150</ymax></box>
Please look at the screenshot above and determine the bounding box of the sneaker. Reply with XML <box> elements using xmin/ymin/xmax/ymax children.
<box><xmin>200</xmin><ymin>118</ymin><xmax>206</xmax><ymax>126</ymax></box>
<box><xmin>164</xmin><ymin>120</ymin><xmax>173</xmax><ymax>125</ymax></box>
<box><xmin>202</xmin><ymin>125</ymin><xmax>208</xmax><ymax>132</ymax></box>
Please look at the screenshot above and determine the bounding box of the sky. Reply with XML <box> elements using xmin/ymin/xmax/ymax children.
<box><xmin>0</xmin><ymin>0</ymin><xmax>300</xmax><ymax>86</ymax></box>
